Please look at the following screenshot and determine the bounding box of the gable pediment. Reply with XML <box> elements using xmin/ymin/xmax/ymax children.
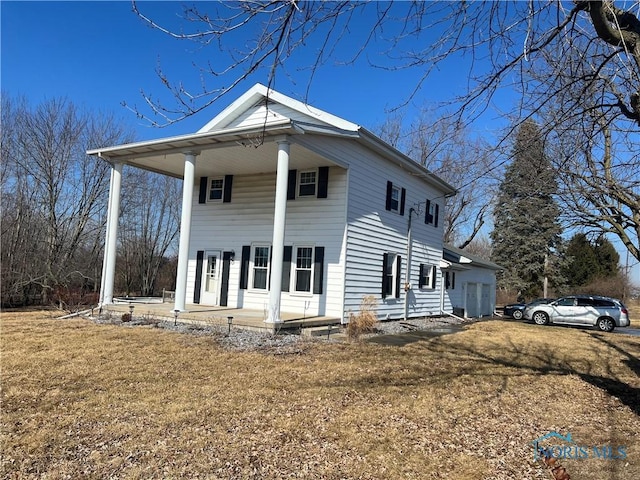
<box><xmin>198</xmin><ymin>83</ymin><xmax>359</xmax><ymax>133</ymax></box>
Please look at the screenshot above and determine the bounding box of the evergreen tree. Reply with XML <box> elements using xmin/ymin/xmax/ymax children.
<box><xmin>490</xmin><ymin>120</ymin><xmax>563</xmax><ymax>298</ymax></box>
<box><xmin>594</xmin><ymin>237</ymin><xmax>620</xmax><ymax>278</ymax></box>
<box><xmin>563</xmin><ymin>234</ymin><xmax>619</xmax><ymax>287</ymax></box>
<box><xmin>563</xmin><ymin>234</ymin><xmax>600</xmax><ymax>287</ymax></box>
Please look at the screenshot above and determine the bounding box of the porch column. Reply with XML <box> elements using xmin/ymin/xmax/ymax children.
<box><xmin>101</xmin><ymin>161</ymin><xmax>123</xmax><ymax>305</ymax></box>
<box><xmin>266</xmin><ymin>139</ymin><xmax>290</xmax><ymax>323</ymax></box>
<box><xmin>174</xmin><ymin>151</ymin><xmax>198</xmax><ymax>312</ymax></box>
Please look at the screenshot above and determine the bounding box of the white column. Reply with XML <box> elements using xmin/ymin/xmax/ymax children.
<box><xmin>266</xmin><ymin>139</ymin><xmax>290</xmax><ymax>323</ymax></box>
<box><xmin>174</xmin><ymin>151</ymin><xmax>198</xmax><ymax>312</ymax></box>
<box><xmin>102</xmin><ymin>161</ymin><xmax>123</xmax><ymax>304</ymax></box>
<box><xmin>98</xmin><ymin>166</ymin><xmax>115</xmax><ymax>305</ymax></box>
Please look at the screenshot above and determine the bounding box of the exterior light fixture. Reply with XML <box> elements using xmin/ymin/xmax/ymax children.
<box><xmin>129</xmin><ymin>303</ymin><xmax>134</xmax><ymax>317</ymax></box>
<box><xmin>173</xmin><ymin>309</ymin><xmax>180</xmax><ymax>326</ymax></box>
<box><xmin>227</xmin><ymin>316</ymin><xmax>234</xmax><ymax>333</ymax></box>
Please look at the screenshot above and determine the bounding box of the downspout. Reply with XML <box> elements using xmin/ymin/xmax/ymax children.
<box><xmin>404</xmin><ymin>207</ymin><xmax>415</xmax><ymax>321</ymax></box>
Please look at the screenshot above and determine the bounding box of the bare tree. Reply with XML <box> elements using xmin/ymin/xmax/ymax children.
<box><xmin>377</xmin><ymin>112</ymin><xmax>498</xmax><ymax>248</ymax></box>
<box><xmin>1</xmin><ymin>96</ymin><xmax>133</xmax><ymax>307</ymax></box>
<box><xmin>117</xmin><ymin>169</ymin><xmax>181</xmax><ymax>296</ymax></box>
<box><xmin>129</xmin><ymin>0</ymin><xmax>640</xmax><ymax>261</ymax></box>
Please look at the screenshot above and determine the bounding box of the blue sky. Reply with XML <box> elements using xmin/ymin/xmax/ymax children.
<box><xmin>3</xmin><ymin>1</ymin><xmax>638</xmax><ymax>284</ymax></box>
<box><xmin>1</xmin><ymin>1</ymin><xmax>506</xmax><ymax>141</ymax></box>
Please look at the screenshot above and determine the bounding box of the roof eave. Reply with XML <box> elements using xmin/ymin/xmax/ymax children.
<box><xmin>87</xmin><ymin>119</ymin><xmax>299</xmax><ymax>161</ymax></box>
<box><xmin>357</xmin><ymin>127</ymin><xmax>458</xmax><ymax>197</ymax></box>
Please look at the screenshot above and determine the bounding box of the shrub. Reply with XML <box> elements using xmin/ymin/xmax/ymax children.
<box><xmin>347</xmin><ymin>295</ymin><xmax>378</xmax><ymax>340</ymax></box>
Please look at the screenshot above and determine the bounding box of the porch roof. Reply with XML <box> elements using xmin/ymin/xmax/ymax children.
<box><xmin>87</xmin><ymin>83</ymin><xmax>457</xmax><ymax>196</ymax></box>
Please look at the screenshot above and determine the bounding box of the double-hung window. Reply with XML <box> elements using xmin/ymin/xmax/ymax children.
<box><xmin>382</xmin><ymin>253</ymin><xmax>401</xmax><ymax>299</ymax></box>
<box><xmin>294</xmin><ymin>246</ymin><xmax>313</xmax><ymax>293</ymax></box>
<box><xmin>252</xmin><ymin>246</ymin><xmax>270</xmax><ymax>290</ymax></box>
<box><xmin>419</xmin><ymin>264</ymin><xmax>437</xmax><ymax>289</ymax></box>
<box><xmin>385</xmin><ymin>181</ymin><xmax>406</xmax><ymax>215</ymax></box>
<box><xmin>445</xmin><ymin>271</ymin><xmax>456</xmax><ymax>290</ymax></box>
<box><xmin>389</xmin><ymin>186</ymin><xmax>400</xmax><ymax>212</ymax></box>
<box><xmin>208</xmin><ymin>178</ymin><xmax>224</xmax><ymax>201</ymax></box>
<box><xmin>298</xmin><ymin>170</ymin><xmax>317</xmax><ymax>197</ymax></box>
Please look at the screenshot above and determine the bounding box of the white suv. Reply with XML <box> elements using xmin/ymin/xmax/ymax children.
<box><xmin>523</xmin><ymin>295</ymin><xmax>630</xmax><ymax>332</ymax></box>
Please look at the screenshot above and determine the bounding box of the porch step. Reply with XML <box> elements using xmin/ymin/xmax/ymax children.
<box><xmin>301</xmin><ymin>324</ymin><xmax>344</xmax><ymax>338</ymax></box>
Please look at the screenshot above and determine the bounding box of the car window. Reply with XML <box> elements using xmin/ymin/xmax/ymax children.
<box><xmin>577</xmin><ymin>297</ymin><xmax>594</xmax><ymax>307</ymax></box>
<box><xmin>593</xmin><ymin>298</ymin><xmax>615</xmax><ymax>307</ymax></box>
<box><xmin>555</xmin><ymin>297</ymin><xmax>576</xmax><ymax>307</ymax></box>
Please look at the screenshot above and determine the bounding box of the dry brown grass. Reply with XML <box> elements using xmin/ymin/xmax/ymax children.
<box><xmin>2</xmin><ymin>310</ymin><xmax>639</xmax><ymax>479</ymax></box>
<box><xmin>346</xmin><ymin>295</ymin><xmax>378</xmax><ymax>340</ymax></box>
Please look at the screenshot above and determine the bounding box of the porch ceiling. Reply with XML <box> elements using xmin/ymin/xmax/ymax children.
<box><xmin>88</xmin><ymin>121</ymin><xmax>338</xmax><ymax>178</ymax></box>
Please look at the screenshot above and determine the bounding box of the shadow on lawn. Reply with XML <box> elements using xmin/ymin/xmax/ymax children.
<box><xmin>362</xmin><ymin>327</ymin><xmax>640</xmax><ymax>416</ymax></box>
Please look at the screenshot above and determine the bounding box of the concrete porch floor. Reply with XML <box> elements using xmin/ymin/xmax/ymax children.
<box><xmin>101</xmin><ymin>300</ymin><xmax>342</xmax><ymax>334</ymax></box>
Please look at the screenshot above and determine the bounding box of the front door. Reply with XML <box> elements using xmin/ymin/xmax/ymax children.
<box><xmin>200</xmin><ymin>251</ymin><xmax>221</xmax><ymax>305</ymax></box>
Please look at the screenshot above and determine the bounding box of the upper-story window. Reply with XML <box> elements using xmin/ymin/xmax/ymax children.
<box><xmin>209</xmin><ymin>178</ymin><xmax>224</xmax><ymax>201</ymax></box>
<box><xmin>298</xmin><ymin>171</ymin><xmax>317</xmax><ymax>197</ymax></box>
<box><xmin>385</xmin><ymin>181</ymin><xmax>406</xmax><ymax>215</ymax></box>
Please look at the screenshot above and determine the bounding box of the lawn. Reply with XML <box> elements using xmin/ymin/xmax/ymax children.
<box><xmin>2</xmin><ymin>310</ymin><xmax>639</xmax><ymax>479</ymax></box>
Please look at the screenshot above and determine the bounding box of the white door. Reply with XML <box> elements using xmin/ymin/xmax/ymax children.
<box><xmin>466</xmin><ymin>283</ymin><xmax>479</xmax><ymax>317</ymax></box>
<box><xmin>200</xmin><ymin>251</ymin><xmax>221</xmax><ymax>305</ymax></box>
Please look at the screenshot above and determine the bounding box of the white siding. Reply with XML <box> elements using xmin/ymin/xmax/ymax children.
<box><xmin>445</xmin><ymin>267</ymin><xmax>497</xmax><ymax>318</ymax></box>
<box><xmin>298</xmin><ymin>137</ymin><xmax>447</xmax><ymax>321</ymax></box>
<box><xmin>226</xmin><ymin>102</ymin><xmax>336</xmax><ymax>130</ymax></box>
<box><xmin>186</xmin><ymin>167</ymin><xmax>347</xmax><ymax>318</ymax></box>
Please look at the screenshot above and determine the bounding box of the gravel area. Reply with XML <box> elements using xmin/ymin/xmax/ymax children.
<box><xmin>90</xmin><ymin>311</ymin><xmax>479</xmax><ymax>353</ymax></box>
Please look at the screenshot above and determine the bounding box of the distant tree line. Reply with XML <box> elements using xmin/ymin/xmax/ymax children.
<box><xmin>1</xmin><ymin>96</ymin><xmax>180</xmax><ymax>309</ymax></box>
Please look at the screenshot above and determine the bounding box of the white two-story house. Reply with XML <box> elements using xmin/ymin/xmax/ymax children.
<box><xmin>89</xmin><ymin>83</ymin><xmax>462</xmax><ymax>326</ymax></box>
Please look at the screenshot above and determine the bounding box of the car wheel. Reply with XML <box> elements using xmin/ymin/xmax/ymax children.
<box><xmin>532</xmin><ymin>311</ymin><xmax>549</xmax><ymax>326</ymax></box>
<box><xmin>597</xmin><ymin>317</ymin><xmax>615</xmax><ymax>332</ymax></box>
<box><xmin>512</xmin><ymin>310</ymin><xmax>523</xmax><ymax>320</ymax></box>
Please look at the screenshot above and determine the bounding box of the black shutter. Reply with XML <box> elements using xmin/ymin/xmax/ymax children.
<box><xmin>419</xmin><ymin>264</ymin><xmax>426</xmax><ymax>288</ymax></box>
<box><xmin>385</xmin><ymin>181</ymin><xmax>393</xmax><ymax>211</ymax></box>
<box><xmin>193</xmin><ymin>250</ymin><xmax>204</xmax><ymax>303</ymax></box>
<box><xmin>287</xmin><ymin>169</ymin><xmax>297</xmax><ymax>200</ymax></box>
<box><xmin>395</xmin><ymin>255</ymin><xmax>402</xmax><ymax>298</ymax></box>
<box><xmin>199</xmin><ymin>177</ymin><xmax>208</xmax><ymax>204</ymax></box>
<box><xmin>268</xmin><ymin>248</ymin><xmax>272</xmax><ymax>289</ymax></box>
<box><xmin>220</xmin><ymin>251</ymin><xmax>232</xmax><ymax>306</ymax></box>
<box><xmin>431</xmin><ymin>265</ymin><xmax>437</xmax><ymax>288</ymax></box>
<box><xmin>400</xmin><ymin>188</ymin><xmax>406</xmax><ymax>216</ymax></box>
<box><xmin>313</xmin><ymin>246</ymin><xmax>325</xmax><ymax>294</ymax></box>
<box><xmin>239</xmin><ymin>246</ymin><xmax>250</xmax><ymax>289</ymax></box>
<box><xmin>434</xmin><ymin>203</ymin><xmax>439</xmax><ymax>227</ymax></box>
<box><xmin>223</xmin><ymin>175</ymin><xmax>233</xmax><ymax>203</ymax></box>
<box><xmin>282</xmin><ymin>246</ymin><xmax>292</xmax><ymax>292</ymax></box>
<box><xmin>317</xmin><ymin>166</ymin><xmax>329</xmax><ymax>198</ymax></box>
<box><xmin>452</xmin><ymin>272</ymin><xmax>456</xmax><ymax>289</ymax></box>
<box><xmin>382</xmin><ymin>253</ymin><xmax>390</xmax><ymax>298</ymax></box>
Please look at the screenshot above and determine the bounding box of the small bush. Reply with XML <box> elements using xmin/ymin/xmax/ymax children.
<box><xmin>347</xmin><ymin>295</ymin><xmax>378</xmax><ymax>340</ymax></box>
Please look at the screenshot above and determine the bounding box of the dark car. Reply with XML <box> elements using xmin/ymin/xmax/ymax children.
<box><xmin>503</xmin><ymin>298</ymin><xmax>555</xmax><ymax>320</ymax></box>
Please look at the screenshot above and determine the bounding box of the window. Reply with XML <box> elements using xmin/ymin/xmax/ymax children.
<box><xmin>294</xmin><ymin>246</ymin><xmax>313</xmax><ymax>292</ymax></box>
<box><xmin>445</xmin><ymin>271</ymin><xmax>456</xmax><ymax>290</ymax></box>
<box><xmin>390</xmin><ymin>186</ymin><xmax>400</xmax><ymax>212</ymax></box>
<box><xmin>252</xmin><ymin>246</ymin><xmax>270</xmax><ymax>290</ymax></box>
<box><xmin>556</xmin><ymin>297</ymin><xmax>576</xmax><ymax>307</ymax></box>
<box><xmin>425</xmin><ymin>199</ymin><xmax>439</xmax><ymax>227</ymax></box>
<box><xmin>382</xmin><ymin>253</ymin><xmax>401</xmax><ymax>299</ymax></box>
<box><xmin>385</xmin><ymin>181</ymin><xmax>406</xmax><ymax>215</ymax></box>
<box><xmin>419</xmin><ymin>264</ymin><xmax>437</xmax><ymax>289</ymax></box>
<box><xmin>209</xmin><ymin>178</ymin><xmax>224</xmax><ymax>201</ymax></box>
<box><xmin>298</xmin><ymin>170</ymin><xmax>317</xmax><ymax>197</ymax></box>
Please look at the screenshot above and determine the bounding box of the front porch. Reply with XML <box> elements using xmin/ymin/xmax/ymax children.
<box><xmin>101</xmin><ymin>300</ymin><xmax>342</xmax><ymax>334</ymax></box>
